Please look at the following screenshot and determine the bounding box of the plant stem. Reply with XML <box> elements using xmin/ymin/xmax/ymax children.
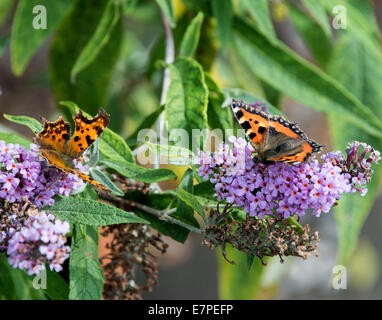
<box><xmin>99</xmin><ymin>192</ymin><xmax>204</xmax><ymax>235</ymax></box>
<box><xmin>153</xmin><ymin>9</ymin><xmax>175</xmax><ymax>169</ymax></box>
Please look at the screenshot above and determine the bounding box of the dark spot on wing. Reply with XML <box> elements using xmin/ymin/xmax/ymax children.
<box><xmin>241</xmin><ymin>121</ymin><xmax>252</xmax><ymax>131</ymax></box>
<box><xmin>85</xmin><ymin>135</ymin><xmax>94</xmax><ymax>146</ymax></box>
<box><xmin>258</xmin><ymin>126</ymin><xmax>266</xmax><ymax>134</ymax></box>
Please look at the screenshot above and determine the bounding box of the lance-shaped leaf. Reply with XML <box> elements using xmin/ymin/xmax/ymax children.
<box><xmin>165</xmin><ymin>57</ymin><xmax>209</xmax><ymax>150</ymax></box>
<box><xmin>45</xmin><ymin>196</ymin><xmax>148</xmax><ymax>226</ymax></box>
<box><xmin>177</xmin><ymin>188</ymin><xmax>205</xmax><ymax>218</ymax></box>
<box><xmin>300</xmin><ymin>0</ymin><xmax>331</xmax><ymax>38</ymax></box>
<box><xmin>71</xmin><ymin>0</ymin><xmax>120</xmax><ymax>78</ymax></box>
<box><xmin>89</xmin><ymin>168</ymin><xmax>124</xmax><ymax>196</ymax></box>
<box><xmin>241</xmin><ymin>0</ymin><xmax>275</xmax><ymax>39</ymax></box>
<box><xmin>10</xmin><ymin>0</ymin><xmax>73</xmax><ymax>76</ymax></box>
<box><xmin>102</xmin><ymin>158</ymin><xmax>177</xmax><ymax>183</ymax></box>
<box><xmin>3</xmin><ymin>114</ymin><xmax>42</xmax><ymax>132</ymax></box>
<box><xmin>211</xmin><ymin>0</ymin><xmax>232</xmax><ymax>50</ymax></box>
<box><xmin>327</xmin><ymin>30</ymin><xmax>382</xmax><ymax>264</ymax></box>
<box><xmin>179</xmin><ymin>12</ymin><xmax>204</xmax><ymax>57</ymax></box>
<box><xmin>69</xmin><ymin>224</ymin><xmax>103</xmax><ymax>300</ymax></box>
<box><xmin>50</xmin><ymin>0</ymin><xmax>123</xmax><ymax>117</ymax></box>
<box><xmin>288</xmin><ymin>5</ymin><xmax>332</xmax><ymax>67</ymax></box>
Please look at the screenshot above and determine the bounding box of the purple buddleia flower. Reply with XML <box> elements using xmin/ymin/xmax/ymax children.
<box><xmin>0</xmin><ymin>141</ymin><xmax>84</xmax><ymax>207</ymax></box>
<box><xmin>6</xmin><ymin>211</ymin><xmax>70</xmax><ymax>275</ymax></box>
<box><xmin>198</xmin><ymin>136</ymin><xmax>380</xmax><ymax>219</ymax></box>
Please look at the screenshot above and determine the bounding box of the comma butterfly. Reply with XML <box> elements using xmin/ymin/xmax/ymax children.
<box><xmin>231</xmin><ymin>99</ymin><xmax>324</xmax><ymax>163</ymax></box>
<box><xmin>33</xmin><ymin>108</ymin><xmax>110</xmax><ymax>191</ymax></box>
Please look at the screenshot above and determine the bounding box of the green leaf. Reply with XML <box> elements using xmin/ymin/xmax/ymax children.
<box><xmin>102</xmin><ymin>158</ymin><xmax>177</xmax><ymax>183</ymax></box>
<box><xmin>60</xmin><ymin>101</ymin><xmax>135</xmax><ymax>163</ymax></box>
<box><xmin>98</xmin><ymin>128</ymin><xmax>135</xmax><ymax>163</ymax></box>
<box><xmin>127</xmin><ymin>105</ymin><xmax>164</xmax><ymax>143</ymax></box>
<box><xmin>247</xmin><ymin>253</ymin><xmax>255</xmax><ymax>270</ymax></box>
<box><xmin>179</xmin><ymin>12</ymin><xmax>204</xmax><ymax>57</ymax></box>
<box><xmin>217</xmin><ymin>246</ymin><xmax>265</xmax><ymax>299</ymax></box>
<box><xmin>211</xmin><ymin>0</ymin><xmax>232</xmax><ymax>50</ymax></box>
<box><xmin>232</xmin><ymin>17</ymin><xmax>382</xmax><ymax>137</ymax></box>
<box><xmin>222</xmin><ymin>88</ymin><xmax>284</xmax><ymax>117</ymax></box>
<box><xmin>89</xmin><ymin>168</ymin><xmax>124</xmax><ymax>196</ymax></box>
<box><xmin>175</xmin><ymin>169</ymin><xmax>200</xmax><ymax>228</ymax></box>
<box><xmin>0</xmin><ymin>0</ymin><xmax>14</xmax><ymax>26</ymax></box>
<box><xmin>318</xmin><ymin>0</ymin><xmax>379</xmax><ymax>55</ymax></box>
<box><xmin>88</xmin><ymin>139</ymin><xmax>100</xmax><ymax>167</ymax></box>
<box><xmin>122</xmin><ymin>0</ymin><xmax>138</xmax><ymax>15</ymax></box>
<box><xmin>181</xmin><ymin>0</ymin><xmax>212</xmax><ymax>15</ymax></box>
<box><xmin>165</xmin><ymin>57</ymin><xmax>209</xmax><ymax>150</ymax></box>
<box><xmin>241</xmin><ymin>0</ymin><xmax>275</xmax><ymax>39</ymax></box>
<box><xmin>10</xmin><ymin>0</ymin><xmax>73</xmax><ymax>76</ymax></box>
<box><xmin>289</xmin><ymin>5</ymin><xmax>332</xmax><ymax>67</ymax></box>
<box><xmin>3</xmin><ymin>113</ymin><xmax>42</xmax><ymax>132</ymax></box>
<box><xmin>0</xmin><ymin>133</ymin><xmax>31</xmax><ymax>149</ymax></box>
<box><xmin>205</xmin><ymin>73</ymin><xmax>233</xmax><ymax>132</ymax></box>
<box><xmin>0</xmin><ymin>254</ymin><xmax>17</xmax><ymax>299</ymax></box>
<box><xmin>71</xmin><ymin>0</ymin><xmax>120</xmax><ymax>78</ymax></box>
<box><xmin>327</xmin><ymin>29</ymin><xmax>382</xmax><ymax>265</ymax></box>
<box><xmin>300</xmin><ymin>0</ymin><xmax>331</xmax><ymax>38</ymax></box>
<box><xmin>0</xmin><ymin>35</ymin><xmax>8</xmax><ymax>57</ymax></box>
<box><xmin>155</xmin><ymin>0</ymin><xmax>176</xmax><ymax>28</ymax></box>
<box><xmin>194</xmin><ymin>180</ymin><xmax>216</xmax><ymax>200</ymax></box>
<box><xmin>43</xmin><ymin>267</ymin><xmax>69</xmax><ymax>300</ymax></box>
<box><xmin>144</xmin><ymin>142</ymin><xmax>198</xmax><ymax>166</ymax></box>
<box><xmin>78</xmin><ymin>184</ymin><xmax>99</xmax><ymax>201</ymax></box>
<box><xmin>50</xmin><ymin>0</ymin><xmax>123</xmax><ymax>117</ymax></box>
<box><xmin>46</xmin><ymin>196</ymin><xmax>148</xmax><ymax>226</ymax></box>
<box><xmin>69</xmin><ymin>224</ymin><xmax>103</xmax><ymax>300</ymax></box>
<box><xmin>0</xmin><ymin>254</ymin><xmax>47</xmax><ymax>300</ymax></box>
<box><xmin>177</xmin><ymin>188</ymin><xmax>205</xmax><ymax>218</ymax></box>
<box><xmin>131</xmin><ymin>193</ymin><xmax>190</xmax><ymax>243</ymax></box>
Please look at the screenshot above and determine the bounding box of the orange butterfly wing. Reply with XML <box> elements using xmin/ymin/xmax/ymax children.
<box><xmin>231</xmin><ymin>100</ymin><xmax>323</xmax><ymax>163</ymax></box>
<box><xmin>34</xmin><ymin>108</ymin><xmax>111</xmax><ymax>191</ymax></box>
<box><xmin>33</xmin><ymin>116</ymin><xmax>71</xmax><ymax>153</ymax></box>
<box><xmin>66</xmin><ymin>108</ymin><xmax>110</xmax><ymax>158</ymax></box>
<box><xmin>231</xmin><ymin>101</ymin><xmax>269</xmax><ymax>145</ymax></box>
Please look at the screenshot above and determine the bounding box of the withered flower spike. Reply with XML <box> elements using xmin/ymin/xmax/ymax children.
<box><xmin>202</xmin><ymin>206</ymin><xmax>320</xmax><ymax>265</ymax></box>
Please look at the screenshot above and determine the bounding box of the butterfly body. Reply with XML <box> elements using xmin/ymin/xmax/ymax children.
<box><xmin>33</xmin><ymin>108</ymin><xmax>110</xmax><ymax>191</ymax></box>
<box><xmin>231</xmin><ymin>100</ymin><xmax>323</xmax><ymax>163</ymax></box>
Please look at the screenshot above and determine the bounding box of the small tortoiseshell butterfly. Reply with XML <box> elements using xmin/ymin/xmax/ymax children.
<box><xmin>231</xmin><ymin>99</ymin><xmax>324</xmax><ymax>163</ymax></box>
<box><xmin>33</xmin><ymin>108</ymin><xmax>110</xmax><ymax>191</ymax></box>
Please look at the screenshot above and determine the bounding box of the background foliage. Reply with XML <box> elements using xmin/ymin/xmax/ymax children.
<box><xmin>0</xmin><ymin>0</ymin><xmax>381</xmax><ymax>299</ymax></box>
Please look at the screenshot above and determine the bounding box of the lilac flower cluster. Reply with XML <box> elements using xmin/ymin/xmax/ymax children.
<box><xmin>0</xmin><ymin>141</ymin><xmax>84</xmax><ymax>207</ymax></box>
<box><xmin>0</xmin><ymin>140</ymin><xmax>85</xmax><ymax>274</ymax></box>
<box><xmin>199</xmin><ymin>136</ymin><xmax>380</xmax><ymax>218</ymax></box>
<box><xmin>6</xmin><ymin>211</ymin><xmax>70</xmax><ymax>275</ymax></box>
